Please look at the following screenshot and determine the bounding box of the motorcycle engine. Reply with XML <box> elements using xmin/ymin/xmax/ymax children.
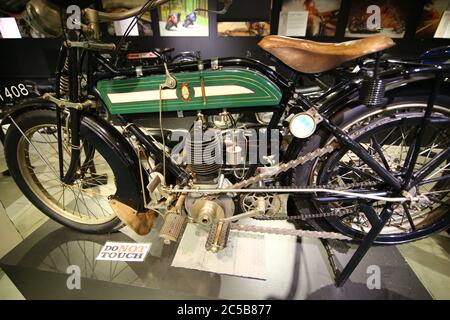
<box><xmin>185</xmin><ymin>122</ymin><xmax>222</xmax><ymax>182</ymax></box>
<box><xmin>183</xmin><ymin>118</ymin><xmax>241</xmax><ymax>225</ymax></box>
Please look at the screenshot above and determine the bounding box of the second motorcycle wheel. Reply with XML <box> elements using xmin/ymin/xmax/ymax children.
<box><xmin>292</xmin><ymin>95</ymin><xmax>450</xmax><ymax>244</ymax></box>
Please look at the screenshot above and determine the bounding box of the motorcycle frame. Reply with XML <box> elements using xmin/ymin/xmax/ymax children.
<box><xmin>54</xmin><ymin>42</ymin><xmax>450</xmax><ymax>201</ymax></box>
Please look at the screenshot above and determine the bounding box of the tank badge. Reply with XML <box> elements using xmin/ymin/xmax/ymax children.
<box><xmin>181</xmin><ymin>83</ymin><xmax>191</xmax><ymax>102</ymax></box>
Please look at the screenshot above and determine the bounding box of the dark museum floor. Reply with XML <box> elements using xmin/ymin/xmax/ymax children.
<box><xmin>0</xmin><ymin>145</ymin><xmax>449</xmax><ymax>300</ymax></box>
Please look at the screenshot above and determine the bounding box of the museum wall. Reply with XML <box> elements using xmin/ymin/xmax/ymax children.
<box><xmin>0</xmin><ymin>0</ymin><xmax>449</xmax><ymax>81</ymax></box>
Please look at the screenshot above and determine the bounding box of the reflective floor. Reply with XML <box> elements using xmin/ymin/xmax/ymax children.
<box><xmin>0</xmin><ymin>217</ymin><xmax>435</xmax><ymax>300</ymax></box>
<box><xmin>0</xmin><ymin>147</ymin><xmax>449</xmax><ymax>300</ymax></box>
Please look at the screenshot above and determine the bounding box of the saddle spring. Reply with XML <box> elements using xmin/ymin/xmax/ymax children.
<box><xmin>360</xmin><ymin>52</ymin><xmax>386</xmax><ymax>107</ymax></box>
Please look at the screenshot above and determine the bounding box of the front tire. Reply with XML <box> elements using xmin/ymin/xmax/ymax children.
<box><xmin>5</xmin><ymin>109</ymin><xmax>128</xmax><ymax>233</ymax></box>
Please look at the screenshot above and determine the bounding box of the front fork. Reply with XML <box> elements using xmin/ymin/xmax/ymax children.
<box><xmin>61</xmin><ymin>109</ymin><xmax>82</xmax><ymax>184</ymax></box>
<box><xmin>57</xmin><ymin>46</ymin><xmax>83</xmax><ymax>184</ymax></box>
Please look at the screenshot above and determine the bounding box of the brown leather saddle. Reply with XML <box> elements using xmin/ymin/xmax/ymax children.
<box><xmin>258</xmin><ymin>35</ymin><xmax>395</xmax><ymax>74</ymax></box>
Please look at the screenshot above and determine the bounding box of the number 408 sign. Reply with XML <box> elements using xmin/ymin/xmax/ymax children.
<box><xmin>0</xmin><ymin>84</ymin><xmax>29</xmax><ymax>102</ymax></box>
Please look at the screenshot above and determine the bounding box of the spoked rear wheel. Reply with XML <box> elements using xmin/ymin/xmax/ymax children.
<box><xmin>5</xmin><ymin>109</ymin><xmax>123</xmax><ymax>233</ymax></box>
<box><xmin>311</xmin><ymin>104</ymin><xmax>450</xmax><ymax>244</ymax></box>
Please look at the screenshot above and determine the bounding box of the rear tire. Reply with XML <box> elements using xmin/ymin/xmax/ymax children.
<box><xmin>292</xmin><ymin>95</ymin><xmax>450</xmax><ymax>244</ymax></box>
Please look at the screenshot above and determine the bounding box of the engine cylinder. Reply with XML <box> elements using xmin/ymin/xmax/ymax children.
<box><xmin>185</xmin><ymin>128</ymin><xmax>222</xmax><ymax>181</ymax></box>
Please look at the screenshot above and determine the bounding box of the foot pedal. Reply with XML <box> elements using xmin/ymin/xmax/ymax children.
<box><xmin>159</xmin><ymin>213</ymin><xmax>187</xmax><ymax>245</ymax></box>
<box><xmin>206</xmin><ymin>221</ymin><xmax>231</xmax><ymax>253</ymax></box>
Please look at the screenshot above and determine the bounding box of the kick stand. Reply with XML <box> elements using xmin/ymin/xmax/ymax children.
<box><xmin>323</xmin><ymin>204</ymin><xmax>393</xmax><ymax>287</ymax></box>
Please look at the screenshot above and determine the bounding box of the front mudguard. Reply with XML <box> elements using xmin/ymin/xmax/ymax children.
<box><xmin>2</xmin><ymin>98</ymin><xmax>147</xmax><ymax>212</ymax></box>
<box><xmin>80</xmin><ymin>114</ymin><xmax>148</xmax><ymax>212</ymax></box>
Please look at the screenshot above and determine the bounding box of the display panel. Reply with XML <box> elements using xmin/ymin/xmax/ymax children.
<box><xmin>0</xmin><ymin>17</ymin><xmax>21</xmax><ymax>39</ymax></box>
<box><xmin>345</xmin><ymin>0</ymin><xmax>407</xmax><ymax>38</ymax></box>
<box><xmin>278</xmin><ymin>0</ymin><xmax>341</xmax><ymax>37</ymax></box>
<box><xmin>102</xmin><ymin>0</ymin><xmax>153</xmax><ymax>36</ymax></box>
<box><xmin>218</xmin><ymin>21</ymin><xmax>270</xmax><ymax>37</ymax></box>
<box><xmin>216</xmin><ymin>0</ymin><xmax>272</xmax><ymax>37</ymax></box>
<box><xmin>416</xmin><ymin>0</ymin><xmax>450</xmax><ymax>38</ymax></box>
<box><xmin>0</xmin><ymin>12</ymin><xmax>50</xmax><ymax>38</ymax></box>
<box><xmin>158</xmin><ymin>0</ymin><xmax>209</xmax><ymax>37</ymax></box>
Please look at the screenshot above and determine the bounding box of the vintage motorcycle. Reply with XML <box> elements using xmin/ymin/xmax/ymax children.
<box><xmin>183</xmin><ymin>11</ymin><xmax>197</xmax><ymax>28</ymax></box>
<box><xmin>2</xmin><ymin>0</ymin><xmax>450</xmax><ymax>284</ymax></box>
<box><xmin>165</xmin><ymin>12</ymin><xmax>181</xmax><ymax>30</ymax></box>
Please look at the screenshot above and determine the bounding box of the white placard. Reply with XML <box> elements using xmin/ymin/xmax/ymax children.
<box><xmin>172</xmin><ymin>223</ymin><xmax>266</xmax><ymax>280</ymax></box>
<box><xmin>96</xmin><ymin>241</ymin><xmax>151</xmax><ymax>262</ymax></box>
<box><xmin>113</xmin><ymin>17</ymin><xmax>139</xmax><ymax>36</ymax></box>
<box><xmin>0</xmin><ymin>17</ymin><xmax>22</xmax><ymax>39</ymax></box>
<box><xmin>278</xmin><ymin>11</ymin><xmax>308</xmax><ymax>37</ymax></box>
<box><xmin>435</xmin><ymin>11</ymin><xmax>450</xmax><ymax>38</ymax></box>
<box><xmin>286</xmin><ymin>11</ymin><xmax>308</xmax><ymax>36</ymax></box>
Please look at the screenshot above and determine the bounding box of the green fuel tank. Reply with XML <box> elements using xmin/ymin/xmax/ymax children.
<box><xmin>96</xmin><ymin>68</ymin><xmax>282</xmax><ymax>115</ymax></box>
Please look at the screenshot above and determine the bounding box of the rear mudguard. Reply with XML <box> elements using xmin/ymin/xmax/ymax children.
<box><xmin>284</xmin><ymin>72</ymin><xmax>450</xmax><ymax>162</ymax></box>
<box><xmin>1</xmin><ymin>98</ymin><xmax>146</xmax><ymax>211</ymax></box>
<box><xmin>1</xmin><ymin>97</ymin><xmax>56</xmax><ymax>144</ymax></box>
<box><xmin>314</xmin><ymin>71</ymin><xmax>450</xmax><ymax>123</ymax></box>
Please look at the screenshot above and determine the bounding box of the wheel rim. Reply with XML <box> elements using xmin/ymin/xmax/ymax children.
<box><xmin>17</xmin><ymin>124</ymin><xmax>118</xmax><ymax>225</ymax></box>
<box><xmin>313</xmin><ymin>104</ymin><xmax>450</xmax><ymax>238</ymax></box>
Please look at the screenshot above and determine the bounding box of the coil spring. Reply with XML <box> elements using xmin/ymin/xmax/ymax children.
<box><xmin>360</xmin><ymin>78</ymin><xmax>386</xmax><ymax>107</ymax></box>
<box><xmin>59</xmin><ymin>56</ymin><xmax>70</xmax><ymax>96</ymax></box>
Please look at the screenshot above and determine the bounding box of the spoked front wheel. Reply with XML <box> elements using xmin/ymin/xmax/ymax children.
<box><xmin>4</xmin><ymin>109</ymin><xmax>125</xmax><ymax>233</ymax></box>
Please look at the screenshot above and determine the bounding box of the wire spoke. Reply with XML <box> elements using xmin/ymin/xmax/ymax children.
<box><xmin>401</xmin><ymin>204</ymin><xmax>416</xmax><ymax>231</ymax></box>
<box><xmin>370</xmin><ymin>135</ymin><xmax>390</xmax><ymax>171</ymax></box>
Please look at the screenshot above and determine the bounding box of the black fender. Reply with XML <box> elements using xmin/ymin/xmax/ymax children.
<box><xmin>385</xmin><ymin>77</ymin><xmax>450</xmax><ymax>100</ymax></box>
<box><xmin>286</xmin><ymin>76</ymin><xmax>450</xmax><ymax>163</ymax></box>
<box><xmin>80</xmin><ymin>114</ymin><xmax>147</xmax><ymax>212</ymax></box>
<box><xmin>318</xmin><ymin>74</ymin><xmax>450</xmax><ymax>121</ymax></box>
<box><xmin>1</xmin><ymin>97</ymin><xmax>57</xmax><ymax>124</ymax></box>
<box><xmin>1</xmin><ymin>97</ymin><xmax>57</xmax><ymax>144</ymax></box>
<box><xmin>2</xmin><ymin>97</ymin><xmax>146</xmax><ymax>211</ymax></box>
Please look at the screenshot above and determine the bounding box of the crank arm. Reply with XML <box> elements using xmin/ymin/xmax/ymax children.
<box><xmin>222</xmin><ymin>199</ymin><xmax>266</xmax><ymax>223</ymax></box>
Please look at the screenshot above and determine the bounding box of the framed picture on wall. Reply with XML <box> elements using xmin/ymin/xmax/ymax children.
<box><xmin>416</xmin><ymin>0</ymin><xmax>450</xmax><ymax>38</ymax></box>
<box><xmin>0</xmin><ymin>17</ymin><xmax>22</xmax><ymax>39</ymax></box>
<box><xmin>277</xmin><ymin>0</ymin><xmax>341</xmax><ymax>37</ymax></box>
<box><xmin>216</xmin><ymin>0</ymin><xmax>272</xmax><ymax>37</ymax></box>
<box><xmin>102</xmin><ymin>0</ymin><xmax>153</xmax><ymax>37</ymax></box>
<box><xmin>345</xmin><ymin>0</ymin><xmax>408</xmax><ymax>38</ymax></box>
<box><xmin>218</xmin><ymin>22</ymin><xmax>271</xmax><ymax>37</ymax></box>
<box><xmin>158</xmin><ymin>0</ymin><xmax>209</xmax><ymax>37</ymax></box>
<box><xmin>0</xmin><ymin>11</ymin><xmax>52</xmax><ymax>38</ymax></box>
<box><xmin>434</xmin><ymin>7</ymin><xmax>450</xmax><ymax>38</ymax></box>
<box><xmin>0</xmin><ymin>0</ymin><xmax>68</xmax><ymax>38</ymax></box>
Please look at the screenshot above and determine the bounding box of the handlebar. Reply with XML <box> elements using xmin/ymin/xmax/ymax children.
<box><xmin>86</xmin><ymin>0</ymin><xmax>170</xmax><ymax>23</ymax></box>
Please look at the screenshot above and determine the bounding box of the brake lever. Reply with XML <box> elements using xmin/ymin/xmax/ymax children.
<box><xmin>161</xmin><ymin>63</ymin><xmax>177</xmax><ymax>90</ymax></box>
